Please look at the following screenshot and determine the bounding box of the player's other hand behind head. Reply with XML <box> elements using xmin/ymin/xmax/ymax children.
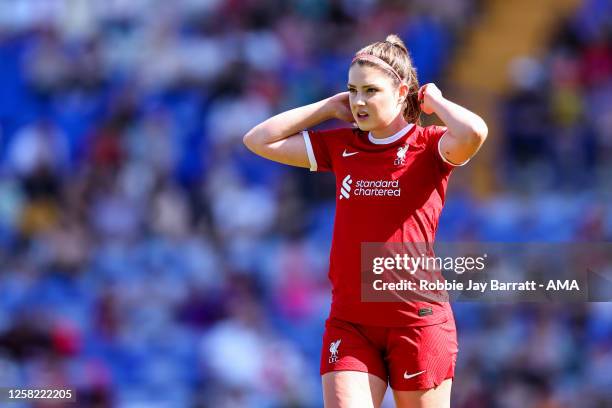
<box><xmin>327</xmin><ymin>92</ymin><xmax>355</xmax><ymax>124</ymax></box>
<box><xmin>418</xmin><ymin>83</ymin><xmax>443</xmax><ymax>115</ymax></box>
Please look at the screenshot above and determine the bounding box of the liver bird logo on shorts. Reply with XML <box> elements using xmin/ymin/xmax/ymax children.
<box><xmin>329</xmin><ymin>339</ymin><xmax>341</xmax><ymax>363</ymax></box>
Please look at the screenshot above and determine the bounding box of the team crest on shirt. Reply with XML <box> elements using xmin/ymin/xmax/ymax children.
<box><xmin>329</xmin><ymin>339</ymin><xmax>341</xmax><ymax>363</ymax></box>
<box><xmin>394</xmin><ymin>144</ymin><xmax>409</xmax><ymax>165</ymax></box>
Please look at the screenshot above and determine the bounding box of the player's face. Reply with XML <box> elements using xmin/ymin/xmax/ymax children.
<box><xmin>347</xmin><ymin>65</ymin><xmax>404</xmax><ymax>132</ymax></box>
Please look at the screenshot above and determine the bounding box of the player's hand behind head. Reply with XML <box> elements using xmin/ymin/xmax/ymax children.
<box><xmin>418</xmin><ymin>83</ymin><xmax>443</xmax><ymax>115</ymax></box>
<box><xmin>327</xmin><ymin>92</ymin><xmax>355</xmax><ymax>123</ymax></box>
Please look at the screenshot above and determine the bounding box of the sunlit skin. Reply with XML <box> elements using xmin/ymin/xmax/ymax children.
<box><xmin>347</xmin><ymin>64</ymin><xmax>410</xmax><ymax>139</ymax></box>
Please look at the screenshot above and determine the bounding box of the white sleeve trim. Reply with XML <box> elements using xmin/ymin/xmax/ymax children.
<box><xmin>438</xmin><ymin>131</ymin><xmax>470</xmax><ymax>167</ymax></box>
<box><xmin>302</xmin><ymin>130</ymin><xmax>318</xmax><ymax>171</ymax></box>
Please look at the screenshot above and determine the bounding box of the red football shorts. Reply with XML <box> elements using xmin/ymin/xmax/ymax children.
<box><xmin>320</xmin><ymin>315</ymin><xmax>458</xmax><ymax>391</ymax></box>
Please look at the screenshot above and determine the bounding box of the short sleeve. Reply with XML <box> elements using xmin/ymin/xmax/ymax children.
<box><xmin>302</xmin><ymin>128</ymin><xmax>342</xmax><ymax>172</ymax></box>
<box><xmin>425</xmin><ymin>125</ymin><xmax>469</xmax><ymax>172</ymax></box>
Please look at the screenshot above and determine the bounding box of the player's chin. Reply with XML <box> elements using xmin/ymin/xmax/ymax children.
<box><xmin>355</xmin><ymin>116</ymin><xmax>376</xmax><ymax>131</ymax></box>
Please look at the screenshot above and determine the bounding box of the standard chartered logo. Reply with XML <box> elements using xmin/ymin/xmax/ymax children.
<box><xmin>340</xmin><ymin>175</ymin><xmax>353</xmax><ymax>199</ymax></box>
<box><xmin>339</xmin><ymin>174</ymin><xmax>401</xmax><ymax>199</ymax></box>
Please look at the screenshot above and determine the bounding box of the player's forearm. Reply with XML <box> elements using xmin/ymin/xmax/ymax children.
<box><xmin>429</xmin><ymin>96</ymin><xmax>488</xmax><ymax>146</ymax></box>
<box><xmin>243</xmin><ymin>98</ymin><xmax>334</xmax><ymax>148</ymax></box>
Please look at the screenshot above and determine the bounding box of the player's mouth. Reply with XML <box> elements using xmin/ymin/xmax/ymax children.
<box><xmin>355</xmin><ymin>111</ymin><xmax>369</xmax><ymax>120</ymax></box>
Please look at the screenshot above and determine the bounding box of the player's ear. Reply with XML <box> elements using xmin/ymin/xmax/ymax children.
<box><xmin>397</xmin><ymin>83</ymin><xmax>409</xmax><ymax>103</ymax></box>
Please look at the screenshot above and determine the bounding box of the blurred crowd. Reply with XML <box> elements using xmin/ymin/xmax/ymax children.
<box><xmin>0</xmin><ymin>0</ymin><xmax>610</xmax><ymax>407</ymax></box>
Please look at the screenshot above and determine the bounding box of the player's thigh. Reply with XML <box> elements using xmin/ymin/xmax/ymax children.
<box><xmin>392</xmin><ymin>378</ymin><xmax>452</xmax><ymax>408</ymax></box>
<box><xmin>322</xmin><ymin>370</ymin><xmax>388</xmax><ymax>408</ymax></box>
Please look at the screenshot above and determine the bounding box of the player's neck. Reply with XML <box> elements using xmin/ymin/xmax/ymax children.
<box><xmin>370</xmin><ymin>114</ymin><xmax>410</xmax><ymax>139</ymax></box>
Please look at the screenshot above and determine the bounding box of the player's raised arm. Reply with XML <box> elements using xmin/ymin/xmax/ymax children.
<box><xmin>419</xmin><ymin>83</ymin><xmax>488</xmax><ymax>165</ymax></box>
<box><xmin>243</xmin><ymin>92</ymin><xmax>353</xmax><ymax>168</ymax></box>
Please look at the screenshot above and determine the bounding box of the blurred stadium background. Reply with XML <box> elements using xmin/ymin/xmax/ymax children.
<box><xmin>0</xmin><ymin>0</ymin><xmax>610</xmax><ymax>406</ymax></box>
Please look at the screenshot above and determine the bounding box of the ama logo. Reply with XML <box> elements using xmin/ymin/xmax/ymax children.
<box><xmin>339</xmin><ymin>175</ymin><xmax>352</xmax><ymax>199</ymax></box>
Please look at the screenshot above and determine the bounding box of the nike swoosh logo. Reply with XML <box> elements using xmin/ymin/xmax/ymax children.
<box><xmin>342</xmin><ymin>149</ymin><xmax>359</xmax><ymax>157</ymax></box>
<box><xmin>403</xmin><ymin>370</ymin><xmax>426</xmax><ymax>380</ymax></box>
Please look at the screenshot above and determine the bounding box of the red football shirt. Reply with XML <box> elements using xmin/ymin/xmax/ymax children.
<box><xmin>303</xmin><ymin>123</ymin><xmax>462</xmax><ymax>326</ymax></box>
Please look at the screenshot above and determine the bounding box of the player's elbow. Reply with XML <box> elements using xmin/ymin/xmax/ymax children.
<box><xmin>243</xmin><ymin>128</ymin><xmax>263</xmax><ymax>154</ymax></box>
<box><xmin>473</xmin><ymin>119</ymin><xmax>488</xmax><ymax>144</ymax></box>
<box><xmin>466</xmin><ymin>119</ymin><xmax>488</xmax><ymax>149</ymax></box>
<box><xmin>242</xmin><ymin>130</ymin><xmax>254</xmax><ymax>151</ymax></box>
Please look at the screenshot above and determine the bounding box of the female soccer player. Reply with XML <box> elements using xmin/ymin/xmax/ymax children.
<box><xmin>243</xmin><ymin>35</ymin><xmax>487</xmax><ymax>408</ymax></box>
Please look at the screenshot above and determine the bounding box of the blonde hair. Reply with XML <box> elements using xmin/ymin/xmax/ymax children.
<box><xmin>351</xmin><ymin>34</ymin><xmax>420</xmax><ymax>124</ymax></box>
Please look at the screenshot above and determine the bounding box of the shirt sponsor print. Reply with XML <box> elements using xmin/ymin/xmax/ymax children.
<box><xmin>339</xmin><ymin>174</ymin><xmax>401</xmax><ymax>199</ymax></box>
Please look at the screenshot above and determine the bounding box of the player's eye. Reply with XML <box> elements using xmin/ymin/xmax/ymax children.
<box><xmin>348</xmin><ymin>88</ymin><xmax>356</xmax><ymax>93</ymax></box>
<box><xmin>367</xmin><ymin>88</ymin><xmax>377</xmax><ymax>93</ymax></box>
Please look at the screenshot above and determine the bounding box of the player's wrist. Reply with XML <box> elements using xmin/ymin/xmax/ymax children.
<box><xmin>322</xmin><ymin>96</ymin><xmax>345</xmax><ymax>121</ymax></box>
<box><xmin>330</xmin><ymin>100</ymin><xmax>345</xmax><ymax>121</ymax></box>
<box><xmin>426</xmin><ymin>93</ymin><xmax>447</xmax><ymax>115</ymax></box>
<box><xmin>429</xmin><ymin>89</ymin><xmax>446</xmax><ymax>104</ymax></box>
